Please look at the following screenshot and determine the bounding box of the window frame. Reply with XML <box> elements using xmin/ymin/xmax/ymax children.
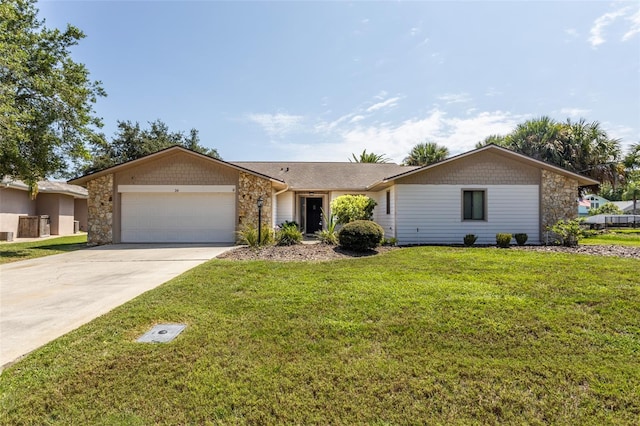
<box><xmin>386</xmin><ymin>190</ymin><xmax>391</xmax><ymax>215</ymax></box>
<box><xmin>461</xmin><ymin>189</ymin><xmax>487</xmax><ymax>221</ymax></box>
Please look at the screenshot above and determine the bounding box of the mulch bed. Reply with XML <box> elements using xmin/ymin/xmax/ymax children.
<box><xmin>217</xmin><ymin>243</ymin><xmax>639</xmax><ymax>261</ymax></box>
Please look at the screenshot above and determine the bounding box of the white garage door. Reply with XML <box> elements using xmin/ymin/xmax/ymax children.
<box><xmin>120</xmin><ymin>187</ymin><xmax>236</xmax><ymax>243</ymax></box>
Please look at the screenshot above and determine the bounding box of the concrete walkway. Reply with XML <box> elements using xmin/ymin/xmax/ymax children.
<box><xmin>0</xmin><ymin>244</ymin><xmax>233</xmax><ymax>371</ymax></box>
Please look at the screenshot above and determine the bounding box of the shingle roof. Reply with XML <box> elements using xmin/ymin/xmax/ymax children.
<box><xmin>231</xmin><ymin>162</ymin><xmax>419</xmax><ymax>190</ymax></box>
<box><xmin>1</xmin><ymin>178</ymin><xmax>88</xmax><ymax>198</ymax></box>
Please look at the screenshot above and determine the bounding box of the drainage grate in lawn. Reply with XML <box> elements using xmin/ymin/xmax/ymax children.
<box><xmin>137</xmin><ymin>324</ymin><xmax>186</xmax><ymax>343</ymax></box>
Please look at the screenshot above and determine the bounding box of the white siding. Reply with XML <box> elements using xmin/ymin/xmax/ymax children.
<box><xmin>373</xmin><ymin>188</ymin><xmax>395</xmax><ymax>239</ymax></box>
<box><xmin>395</xmin><ymin>184</ymin><xmax>539</xmax><ymax>245</ymax></box>
<box><xmin>275</xmin><ymin>191</ymin><xmax>295</xmax><ymax>226</ymax></box>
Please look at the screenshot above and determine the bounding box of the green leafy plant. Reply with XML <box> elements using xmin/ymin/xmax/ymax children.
<box><xmin>549</xmin><ymin>218</ymin><xmax>585</xmax><ymax>247</ymax></box>
<box><xmin>315</xmin><ymin>208</ymin><xmax>339</xmax><ymax>245</ymax></box>
<box><xmin>275</xmin><ymin>223</ymin><xmax>303</xmax><ymax>246</ymax></box>
<box><xmin>382</xmin><ymin>237</ymin><xmax>398</xmax><ymax>246</ymax></box>
<box><xmin>589</xmin><ymin>203</ymin><xmax>623</xmax><ymax>216</ymax></box>
<box><xmin>514</xmin><ymin>233</ymin><xmax>528</xmax><ymax>246</ymax></box>
<box><xmin>330</xmin><ymin>195</ymin><xmax>377</xmax><ymax>224</ymax></box>
<box><xmin>236</xmin><ymin>225</ymin><xmax>273</xmax><ymax>247</ymax></box>
<box><xmin>463</xmin><ymin>234</ymin><xmax>478</xmax><ymax>247</ymax></box>
<box><xmin>496</xmin><ymin>233</ymin><xmax>512</xmax><ymax>248</ymax></box>
<box><xmin>338</xmin><ymin>220</ymin><xmax>384</xmax><ymax>251</ymax></box>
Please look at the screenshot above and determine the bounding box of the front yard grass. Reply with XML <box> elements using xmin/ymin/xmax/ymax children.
<box><xmin>0</xmin><ymin>234</ymin><xmax>88</xmax><ymax>264</ymax></box>
<box><xmin>1</xmin><ymin>247</ymin><xmax>639</xmax><ymax>424</ymax></box>
<box><xmin>582</xmin><ymin>228</ymin><xmax>640</xmax><ymax>246</ymax></box>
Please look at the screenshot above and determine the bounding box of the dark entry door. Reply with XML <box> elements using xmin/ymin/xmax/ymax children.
<box><xmin>306</xmin><ymin>198</ymin><xmax>323</xmax><ymax>234</ymax></box>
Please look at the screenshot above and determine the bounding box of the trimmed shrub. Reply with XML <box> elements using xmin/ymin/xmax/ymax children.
<box><xmin>514</xmin><ymin>233</ymin><xmax>528</xmax><ymax>246</ymax></box>
<box><xmin>338</xmin><ymin>220</ymin><xmax>384</xmax><ymax>251</ymax></box>
<box><xmin>275</xmin><ymin>223</ymin><xmax>303</xmax><ymax>246</ymax></box>
<box><xmin>496</xmin><ymin>233</ymin><xmax>512</xmax><ymax>248</ymax></box>
<box><xmin>463</xmin><ymin>234</ymin><xmax>478</xmax><ymax>247</ymax></box>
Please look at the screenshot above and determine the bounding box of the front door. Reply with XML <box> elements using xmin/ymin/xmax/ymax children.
<box><xmin>305</xmin><ymin>197</ymin><xmax>323</xmax><ymax>234</ymax></box>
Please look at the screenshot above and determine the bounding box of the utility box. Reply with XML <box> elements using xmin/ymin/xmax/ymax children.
<box><xmin>18</xmin><ymin>215</ymin><xmax>50</xmax><ymax>238</ymax></box>
<box><xmin>73</xmin><ymin>220</ymin><xmax>80</xmax><ymax>234</ymax></box>
<box><xmin>0</xmin><ymin>232</ymin><xmax>14</xmax><ymax>242</ymax></box>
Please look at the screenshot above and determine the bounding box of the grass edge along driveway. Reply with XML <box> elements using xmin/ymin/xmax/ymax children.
<box><xmin>0</xmin><ymin>234</ymin><xmax>88</xmax><ymax>264</ymax></box>
<box><xmin>1</xmin><ymin>247</ymin><xmax>639</xmax><ymax>424</ymax></box>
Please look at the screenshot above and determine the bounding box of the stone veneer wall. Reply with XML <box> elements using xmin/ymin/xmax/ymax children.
<box><xmin>237</xmin><ymin>172</ymin><xmax>272</xmax><ymax>230</ymax></box>
<box><xmin>541</xmin><ymin>169</ymin><xmax>578</xmax><ymax>237</ymax></box>
<box><xmin>87</xmin><ymin>174</ymin><xmax>113</xmax><ymax>245</ymax></box>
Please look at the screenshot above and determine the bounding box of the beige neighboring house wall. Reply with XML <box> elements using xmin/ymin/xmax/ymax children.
<box><xmin>0</xmin><ymin>188</ymin><xmax>36</xmax><ymax>236</ymax></box>
<box><xmin>74</xmin><ymin>198</ymin><xmax>88</xmax><ymax>231</ymax></box>
<box><xmin>36</xmin><ymin>193</ymin><xmax>76</xmax><ymax>235</ymax></box>
<box><xmin>0</xmin><ymin>180</ymin><xmax>87</xmax><ymax>238</ymax></box>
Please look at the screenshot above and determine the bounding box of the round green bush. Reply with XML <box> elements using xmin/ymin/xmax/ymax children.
<box><xmin>338</xmin><ymin>220</ymin><xmax>384</xmax><ymax>251</ymax></box>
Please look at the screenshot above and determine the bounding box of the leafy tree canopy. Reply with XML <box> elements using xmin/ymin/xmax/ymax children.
<box><xmin>588</xmin><ymin>203</ymin><xmax>623</xmax><ymax>216</ymax></box>
<box><xmin>330</xmin><ymin>194</ymin><xmax>377</xmax><ymax>225</ymax></box>
<box><xmin>0</xmin><ymin>0</ymin><xmax>105</xmax><ymax>196</ymax></box>
<box><xmin>83</xmin><ymin>120</ymin><xmax>221</xmax><ymax>174</ymax></box>
<box><xmin>477</xmin><ymin>117</ymin><xmax>623</xmax><ymax>186</ymax></box>
<box><xmin>403</xmin><ymin>142</ymin><xmax>449</xmax><ymax>166</ymax></box>
<box><xmin>349</xmin><ymin>149</ymin><xmax>389</xmax><ymax>163</ymax></box>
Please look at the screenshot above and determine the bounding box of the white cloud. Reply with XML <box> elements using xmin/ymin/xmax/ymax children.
<box><xmin>410</xmin><ymin>27</ymin><xmax>420</xmax><ymax>37</ymax></box>
<box><xmin>589</xmin><ymin>5</ymin><xmax>635</xmax><ymax>47</ymax></box>
<box><xmin>350</xmin><ymin>115</ymin><xmax>365</xmax><ymax>123</ymax></box>
<box><xmin>366</xmin><ymin>96</ymin><xmax>401</xmax><ymax>112</ymax></box>
<box><xmin>560</xmin><ymin>107</ymin><xmax>591</xmax><ymax>118</ymax></box>
<box><xmin>246</xmin><ymin>113</ymin><xmax>304</xmax><ymax>137</ymax></box>
<box><xmin>484</xmin><ymin>87</ymin><xmax>502</xmax><ymax>97</ymax></box>
<box><xmin>269</xmin><ymin>109</ymin><xmax>527</xmax><ymax>163</ymax></box>
<box><xmin>565</xmin><ymin>28</ymin><xmax>579</xmax><ymax>38</ymax></box>
<box><xmin>622</xmin><ymin>8</ymin><xmax>640</xmax><ymax>41</ymax></box>
<box><xmin>437</xmin><ymin>92</ymin><xmax>472</xmax><ymax>104</ymax></box>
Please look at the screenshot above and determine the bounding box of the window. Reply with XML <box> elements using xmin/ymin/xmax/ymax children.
<box><xmin>463</xmin><ymin>190</ymin><xmax>485</xmax><ymax>220</ymax></box>
<box><xmin>386</xmin><ymin>190</ymin><xmax>391</xmax><ymax>215</ymax></box>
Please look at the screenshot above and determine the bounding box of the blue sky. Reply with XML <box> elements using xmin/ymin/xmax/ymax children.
<box><xmin>39</xmin><ymin>0</ymin><xmax>639</xmax><ymax>163</ymax></box>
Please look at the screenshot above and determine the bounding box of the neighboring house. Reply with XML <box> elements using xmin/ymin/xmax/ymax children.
<box><xmin>68</xmin><ymin>144</ymin><xmax>598</xmax><ymax>246</ymax></box>
<box><xmin>610</xmin><ymin>200</ymin><xmax>638</xmax><ymax>215</ymax></box>
<box><xmin>0</xmin><ymin>179</ymin><xmax>88</xmax><ymax>239</ymax></box>
<box><xmin>582</xmin><ymin>194</ymin><xmax>609</xmax><ymax>211</ymax></box>
<box><xmin>578</xmin><ymin>199</ymin><xmax>591</xmax><ymax>216</ymax></box>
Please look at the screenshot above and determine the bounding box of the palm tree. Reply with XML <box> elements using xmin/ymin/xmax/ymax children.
<box><xmin>403</xmin><ymin>142</ymin><xmax>449</xmax><ymax>166</ymax></box>
<box><xmin>349</xmin><ymin>149</ymin><xmax>389</xmax><ymax>163</ymax></box>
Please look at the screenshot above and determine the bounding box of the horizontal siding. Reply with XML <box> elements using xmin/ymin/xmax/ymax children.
<box><xmin>373</xmin><ymin>189</ymin><xmax>394</xmax><ymax>238</ymax></box>
<box><xmin>275</xmin><ymin>191</ymin><xmax>295</xmax><ymax>226</ymax></box>
<box><xmin>395</xmin><ymin>185</ymin><xmax>539</xmax><ymax>245</ymax></box>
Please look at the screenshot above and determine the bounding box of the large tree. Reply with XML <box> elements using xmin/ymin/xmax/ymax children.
<box><xmin>403</xmin><ymin>142</ymin><xmax>449</xmax><ymax>166</ymax></box>
<box><xmin>0</xmin><ymin>0</ymin><xmax>105</xmax><ymax>196</ymax></box>
<box><xmin>83</xmin><ymin>119</ymin><xmax>221</xmax><ymax>174</ymax></box>
<box><xmin>476</xmin><ymin>117</ymin><xmax>622</xmax><ymax>186</ymax></box>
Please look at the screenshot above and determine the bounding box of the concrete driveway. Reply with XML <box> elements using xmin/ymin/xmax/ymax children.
<box><xmin>0</xmin><ymin>244</ymin><xmax>233</xmax><ymax>371</ymax></box>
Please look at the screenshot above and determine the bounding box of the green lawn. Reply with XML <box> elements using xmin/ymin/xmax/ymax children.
<box><xmin>582</xmin><ymin>229</ymin><xmax>640</xmax><ymax>247</ymax></box>
<box><xmin>1</xmin><ymin>247</ymin><xmax>639</xmax><ymax>424</ymax></box>
<box><xmin>0</xmin><ymin>234</ymin><xmax>88</xmax><ymax>264</ymax></box>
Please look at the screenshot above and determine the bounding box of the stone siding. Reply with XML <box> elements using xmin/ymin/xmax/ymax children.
<box><xmin>541</xmin><ymin>169</ymin><xmax>578</xmax><ymax>235</ymax></box>
<box><xmin>397</xmin><ymin>150</ymin><xmax>540</xmax><ymax>185</ymax></box>
<box><xmin>238</xmin><ymin>172</ymin><xmax>272</xmax><ymax>230</ymax></box>
<box><xmin>87</xmin><ymin>174</ymin><xmax>113</xmax><ymax>245</ymax></box>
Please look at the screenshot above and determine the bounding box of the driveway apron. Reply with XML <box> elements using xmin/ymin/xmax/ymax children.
<box><xmin>0</xmin><ymin>244</ymin><xmax>233</xmax><ymax>371</ymax></box>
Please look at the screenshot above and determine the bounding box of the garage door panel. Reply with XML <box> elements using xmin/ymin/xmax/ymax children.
<box><xmin>121</xmin><ymin>192</ymin><xmax>235</xmax><ymax>243</ymax></box>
